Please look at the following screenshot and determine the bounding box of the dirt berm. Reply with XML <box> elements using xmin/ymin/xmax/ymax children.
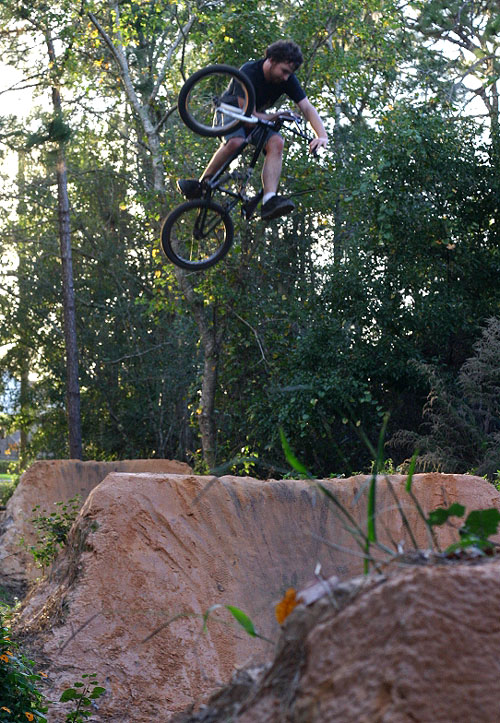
<box><xmin>0</xmin><ymin>459</ymin><xmax>191</xmax><ymax>594</ymax></box>
<box><xmin>12</xmin><ymin>472</ymin><xmax>500</xmax><ymax>721</ymax></box>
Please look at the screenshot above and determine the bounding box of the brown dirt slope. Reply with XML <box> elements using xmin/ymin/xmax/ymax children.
<box><xmin>0</xmin><ymin>459</ymin><xmax>191</xmax><ymax>592</ymax></box>
<box><xmin>190</xmin><ymin>560</ymin><xmax>500</xmax><ymax>723</ymax></box>
<box><xmin>12</xmin><ymin>472</ymin><xmax>500</xmax><ymax>721</ymax></box>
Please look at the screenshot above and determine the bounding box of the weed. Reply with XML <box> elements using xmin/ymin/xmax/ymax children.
<box><xmin>0</xmin><ymin>479</ymin><xmax>18</xmax><ymax>507</ymax></box>
<box><xmin>0</xmin><ymin>606</ymin><xmax>48</xmax><ymax>722</ymax></box>
<box><xmin>280</xmin><ymin>424</ymin><xmax>500</xmax><ymax>574</ymax></box>
<box><xmin>59</xmin><ymin>674</ymin><xmax>106</xmax><ymax>722</ymax></box>
<box><xmin>23</xmin><ymin>496</ymin><xmax>81</xmax><ymax>573</ymax></box>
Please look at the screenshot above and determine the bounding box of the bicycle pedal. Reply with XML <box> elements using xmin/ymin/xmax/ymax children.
<box><xmin>241</xmin><ymin>191</ymin><xmax>263</xmax><ymax>220</ymax></box>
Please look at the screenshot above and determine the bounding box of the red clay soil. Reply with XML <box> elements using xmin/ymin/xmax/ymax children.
<box><xmin>11</xmin><ymin>472</ymin><xmax>500</xmax><ymax>721</ymax></box>
<box><xmin>0</xmin><ymin>459</ymin><xmax>191</xmax><ymax>590</ymax></box>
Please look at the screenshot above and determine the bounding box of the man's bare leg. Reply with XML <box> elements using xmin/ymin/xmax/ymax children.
<box><xmin>201</xmin><ymin>137</ymin><xmax>245</xmax><ymax>180</ymax></box>
<box><xmin>261</xmin><ymin>134</ymin><xmax>285</xmax><ymax>195</ymax></box>
<box><xmin>260</xmin><ymin>134</ymin><xmax>295</xmax><ymax>220</ymax></box>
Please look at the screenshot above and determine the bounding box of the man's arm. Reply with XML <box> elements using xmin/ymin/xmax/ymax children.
<box><xmin>297</xmin><ymin>97</ymin><xmax>328</xmax><ymax>153</ymax></box>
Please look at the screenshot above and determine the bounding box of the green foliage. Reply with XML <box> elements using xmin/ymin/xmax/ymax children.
<box><xmin>0</xmin><ymin>475</ymin><xmax>18</xmax><ymax>506</ymax></box>
<box><xmin>193</xmin><ymin>0</ymin><xmax>281</xmax><ymax>69</ymax></box>
<box><xmin>224</xmin><ymin>606</ymin><xmax>259</xmax><ymax>638</ymax></box>
<box><xmin>427</xmin><ymin>503</ymin><xmax>465</xmax><ymax>527</ymax></box>
<box><xmin>59</xmin><ymin>674</ymin><xmax>105</xmax><ymax>723</ymax></box>
<box><xmin>202</xmin><ymin>604</ymin><xmax>272</xmax><ymax>644</ymax></box>
<box><xmin>429</xmin><ymin>505</ymin><xmax>500</xmax><ymax>555</ymax></box>
<box><xmin>26</xmin><ymin>114</ymin><xmax>72</xmax><ymax>149</ymax></box>
<box><xmin>279</xmin><ymin>427</ymin><xmax>311</xmax><ymax>478</ymax></box>
<box><xmin>0</xmin><ymin>608</ymin><xmax>48</xmax><ymax>722</ymax></box>
<box><xmin>410</xmin><ymin>0</ymin><xmax>500</xmax><ymax>124</ymax></box>
<box><xmin>25</xmin><ymin>496</ymin><xmax>81</xmax><ymax>572</ymax></box>
<box><xmin>392</xmin><ymin>318</ymin><xmax>500</xmax><ymax>478</ymax></box>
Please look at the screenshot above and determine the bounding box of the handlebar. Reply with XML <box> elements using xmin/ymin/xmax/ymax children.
<box><xmin>218</xmin><ymin>102</ymin><xmax>316</xmax><ymax>148</ymax></box>
<box><xmin>264</xmin><ymin>115</ymin><xmax>314</xmax><ymax>145</ymax></box>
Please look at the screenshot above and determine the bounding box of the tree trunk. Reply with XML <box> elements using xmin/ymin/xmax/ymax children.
<box><xmin>16</xmin><ymin>152</ymin><xmax>30</xmax><ymax>470</ymax></box>
<box><xmin>55</xmin><ymin>146</ymin><xmax>82</xmax><ymax>459</ymax></box>
<box><xmin>199</xmin><ymin>336</ymin><xmax>219</xmax><ymax>470</ymax></box>
<box><xmin>46</xmin><ymin>33</ymin><xmax>83</xmax><ymax>459</ymax></box>
<box><xmin>89</xmin><ymin>8</ymin><xmax>223</xmax><ymax>468</ymax></box>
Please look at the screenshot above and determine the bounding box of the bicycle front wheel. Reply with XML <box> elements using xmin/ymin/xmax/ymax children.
<box><xmin>178</xmin><ymin>64</ymin><xmax>255</xmax><ymax>137</ymax></box>
<box><xmin>161</xmin><ymin>199</ymin><xmax>234</xmax><ymax>271</ymax></box>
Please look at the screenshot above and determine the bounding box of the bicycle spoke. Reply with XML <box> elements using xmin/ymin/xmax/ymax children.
<box><xmin>186</xmin><ymin>74</ymin><xmax>231</xmax><ymax>130</ymax></box>
<box><xmin>178</xmin><ymin>65</ymin><xmax>255</xmax><ymax>137</ymax></box>
<box><xmin>170</xmin><ymin>206</ymin><xmax>227</xmax><ymax>264</ymax></box>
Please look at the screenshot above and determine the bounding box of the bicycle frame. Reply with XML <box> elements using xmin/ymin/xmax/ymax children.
<box><xmin>201</xmin><ymin>107</ymin><xmax>313</xmax><ymax>220</ymax></box>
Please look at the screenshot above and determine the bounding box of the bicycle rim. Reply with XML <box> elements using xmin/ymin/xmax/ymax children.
<box><xmin>161</xmin><ymin>200</ymin><xmax>234</xmax><ymax>271</ymax></box>
<box><xmin>179</xmin><ymin>65</ymin><xmax>254</xmax><ymax>137</ymax></box>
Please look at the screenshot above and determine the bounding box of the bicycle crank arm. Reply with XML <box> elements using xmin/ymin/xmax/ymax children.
<box><xmin>241</xmin><ymin>189</ymin><xmax>263</xmax><ymax>220</ymax></box>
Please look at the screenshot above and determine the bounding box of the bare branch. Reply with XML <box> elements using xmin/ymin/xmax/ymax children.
<box><xmin>149</xmin><ymin>15</ymin><xmax>196</xmax><ymax>104</ymax></box>
<box><xmin>231</xmin><ymin>310</ymin><xmax>269</xmax><ymax>368</ymax></box>
<box><xmin>88</xmin><ymin>8</ymin><xmax>143</xmax><ymax>120</ymax></box>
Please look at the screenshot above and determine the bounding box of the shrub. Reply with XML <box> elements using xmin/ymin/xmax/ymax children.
<box><xmin>391</xmin><ymin>317</ymin><xmax>500</xmax><ymax>478</ymax></box>
<box><xmin>0</xmin><ymin>607</ymin><xmax>48</xmax><ymax>722</ymax></box>
<box><xmin>24</xmin><ymin>496</ymin><xmax>81</xmax><ymax>573</ymax></box>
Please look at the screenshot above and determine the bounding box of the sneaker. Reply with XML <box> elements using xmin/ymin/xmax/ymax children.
<box><xmin>261</xmin><ymin>195</ymin><xmax>295</xmax><ymax>220</ymax></box>
<box><xmin>177</xmin><ymin>178</ymin><xmax>203</xmax><ymax>199</ymax></box>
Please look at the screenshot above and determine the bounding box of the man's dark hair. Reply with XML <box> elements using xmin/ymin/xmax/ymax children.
<box><xmin>265</xmin><ymin>41</ymin><xmax>303</xmax><ymax>70</ymax></box>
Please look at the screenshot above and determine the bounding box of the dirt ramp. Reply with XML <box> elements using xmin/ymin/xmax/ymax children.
<box><xmin>13</xmin><ymin>472</ymin><xmax>500</xmax><ymax>721</ymax></box>
<box><xmin>15</xmin><ymin>473</ymin><xmax>348</xmax><ymax>721</ymax></box>
<box><xmin>0</xmin><ymin>459</ymin><xmax>191</xmax><ymax>591</ymax></box>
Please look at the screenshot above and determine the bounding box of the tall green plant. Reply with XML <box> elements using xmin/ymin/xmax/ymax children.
<box><xmin>281</xmin><ymin>422</ymin><xmax>500</xmax><ymax>574</ymax></box>
<box><xmin>23</xmin><ymin>496</ymin><xmax>81</xmax><ymax>573</ymax></box>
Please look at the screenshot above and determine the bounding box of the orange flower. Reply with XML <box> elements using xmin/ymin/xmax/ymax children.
<box><xmin>1</xmin><ymin>708</ymin><xmax>11</xmax><ymax>713</ymax></box>
<box><xmin>275</xmin><ymin>588</ymin><xmax>301</xmax><ymax>625</ymax></box>
<box><xmin>0</xmin><ymin>654</ymin><xmax>10</xmax><ymax>662</ymax></box>
<box><xmin>25</xmin><ymin>714</ymin><xmax>35</xmax><ymax>722</ymax></box>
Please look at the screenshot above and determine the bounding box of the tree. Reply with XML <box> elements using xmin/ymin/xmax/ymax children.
<box><xmin>1</xmin><ymin>0</ymin><xmax>83</xmax><ymax>457</ymax></box>
<box><xmin>45</xmin><ymin>31</ymin><xmax>82</xmax><ymax>458</ymax></box>
<box><xmin>409</xmin><ymin>1</ymin><xmax>500</xmax><ymax>142</ymax></box>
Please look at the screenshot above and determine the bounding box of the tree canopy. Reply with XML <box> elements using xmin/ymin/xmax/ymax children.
<box><xmin>0</xmin><ymin>0</ymin><xmax>499</xmax><ymax>477</ymax></box>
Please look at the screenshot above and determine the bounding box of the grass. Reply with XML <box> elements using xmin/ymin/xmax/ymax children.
<box><xmin>280</xmin><ymin>422</ymin><xmax>500</xmax><ymax>573</ymax></box>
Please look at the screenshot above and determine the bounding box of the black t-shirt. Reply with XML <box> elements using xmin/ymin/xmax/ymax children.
<box><xmin>227</xmin><ymin>59</ymin><xmax>306</xmax><ymax>112</ymax></box>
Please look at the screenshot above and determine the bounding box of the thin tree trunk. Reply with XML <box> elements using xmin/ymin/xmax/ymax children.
<box><xmin>16</xmin><ymin>152</ymin><xmax>30</xmax><ymax>470</ymax></box>
<box><xmin>19</xmin><ymin>365</ymin><xmax>29</xmax><ymax>469</ymax></box>
<box><xmin>55</xmin><ymin>145</ymin><xmax>82</xmax><ymax>459</ymax></box>
<box><xmin>89</xmin><ymin>8</ymin><xmax>222</xmax><ymax>468</ymax></box>
<box><xmin>46</xmin><ymin>33</ymin><xmax>83</xmax><ymax>459</ymax></box>
<box><xmin>199</xmin><ymin>328</ymin><xmax>220</xmax><ymax>470</ymax></box>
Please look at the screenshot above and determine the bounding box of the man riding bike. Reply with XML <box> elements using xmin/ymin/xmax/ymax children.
<box><xmin>177</xmin><ymin>40</ymin><xmax>328</xmax><ymax>221</ymax></box>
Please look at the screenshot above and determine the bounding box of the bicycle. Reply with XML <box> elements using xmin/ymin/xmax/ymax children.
<box><xmin>161</xmin><ymin>64</ymin><xmax>314</xmax><ymax>271</ymax></box>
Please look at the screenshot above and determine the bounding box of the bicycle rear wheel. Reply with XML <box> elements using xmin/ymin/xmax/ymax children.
<box><xmin>161</xmin><ymin>199</ymin><xmax>234</xmax><ymax>271</ymax></box>
<box><xmin>178</xmin><ymin>64</ymin><xmax>255</xmax><ymax>137</ymax></box>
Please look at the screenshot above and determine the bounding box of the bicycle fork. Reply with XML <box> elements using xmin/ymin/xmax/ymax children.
<box><xmin>193</xmin><ymin>205</ymin><xmax>222</xmax><ymax>240</ymax></box>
